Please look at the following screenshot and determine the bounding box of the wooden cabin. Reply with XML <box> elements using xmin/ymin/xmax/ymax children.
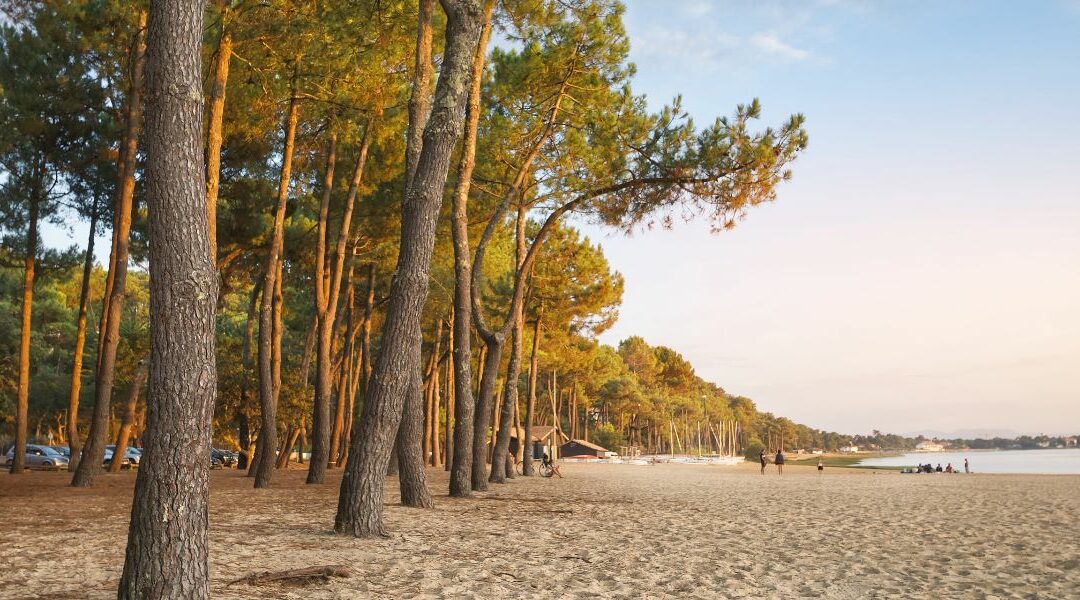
<box><xmin>509</xmin><ymin>425</ymin><xmax>568</xmax><ymax>460</ymax></box>
<box><xmin>560</xmin><ymin>439</ymin><xmax>614</xmax><ymax>459</ymax></box>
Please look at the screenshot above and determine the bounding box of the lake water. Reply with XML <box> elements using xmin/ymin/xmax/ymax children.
<box><xmin>856</xmin><ymin>448</ymin><xmax>1080</xmax><ymax>474</ymax></box>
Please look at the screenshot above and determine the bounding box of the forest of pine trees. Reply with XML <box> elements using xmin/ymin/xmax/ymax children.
<box><xmin>1</xmin><ymin>0</ymin><xmax>814</xmax><ymax>594</ymax></box>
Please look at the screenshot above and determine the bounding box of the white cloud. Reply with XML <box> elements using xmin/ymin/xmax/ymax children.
<box><xmin>749</xmin><ymin>32</ymin><xmax>811</xmax><ymax>62</ymax></box>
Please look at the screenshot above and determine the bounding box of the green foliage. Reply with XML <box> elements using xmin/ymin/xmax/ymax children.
<box><xmin>592</xmin><ymin>422</ymin><xmax>624</xmax><ymax>451</ymax></box>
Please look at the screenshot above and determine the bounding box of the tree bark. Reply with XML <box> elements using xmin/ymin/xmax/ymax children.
<box><xmin>448</xmin><ymin>1</ymin><xmax>494</xmax><ymax>498</ymax></box>
<box><xmin>385</xmin><ymin>0</ymin><xmax>437</xmax><ymax>507</ymax></box>
<box><xmin>430</xmin><ymin>322</ymin><xmax>442</xmax><ymax>467</ymax></box>
<box><xmin>335</xmin><ymin>0</ymin><xmax>483</xmax><ymax>536</ymax></box>
<box><xmin>241</xmin><ymin>281</ymin><xmax>262</xmax><ymax>474</ymax></box>
<box><xmin>205</xmin><ymin>0</ymin><xmax>232</xmax><ymax>264</ymax></box>
<box><xmin>66</xmin><ymin>196</ymin><xmax>100</xmax><ymax>471</ymax></box>
<box><xmin>117</xmin><ymin>0</ymin><xmax>217</xmax><ymax>593</ymax></box>
<box><xmin>471</xmin><ymin>342</ymin><xmax>501</xmax><ymax>490</ymax></box>
<box><xmin>254</xmin><ymin>66</ymin><xmax>300</xmax><ymax>489</ymax></box>
<box><xmin>73</xmin><ymin>10</ymin><xmax>147</xmax><ymax>487</ymax></box>
<box><xmin>331</xmin><ymin>262</ymin><xmax>357</xmax><ymax>466</ymax></box>
<box><xmin>310</xmin><ymin>119</ymin><xmax>373</xmax><ymax>484</ymax></box>
<box><xmin>522</xmin><ymin>307</ymin><xmax>541</xmax><ymax>475</ymax></box>
<box><xmin>310</xmin><ymin>128</ymin><xmax>338</xmax><ymax>473</ymax></box>
<box><xmin>11</xmin><ymin>173</ymin><xmax>41</xmax><ymax>475</ymax></box>
<box><xmin>109</xmin><ymin>360</ymin><xmax>148</xmax><ymax>473</ymax></box>
<box><xmin>443</xmin><ymin>309</ymin><xmax>455</xmax><ymax>472</ymax></box>
<box><xmin>489</xmin><ymin>204</ymin><xmax>527</xmax><ymax>482</ymax></box>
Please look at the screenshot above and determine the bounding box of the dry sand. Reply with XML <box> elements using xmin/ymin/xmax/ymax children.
<box><xmin>1</xmin><ymin>462</ymin><xmax>1077</xmax><ymax>599</ymax></box>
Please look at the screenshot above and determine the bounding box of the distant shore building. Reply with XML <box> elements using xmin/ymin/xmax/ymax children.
<box><xmin>839</xmin><ymin>445</ymin><xmax>859</xmax><ymax>453</ymax></box>
<box><xmin>915</xmin><ymin>441</ymin><xmax>945</xmax><ymax>452</ymax></box>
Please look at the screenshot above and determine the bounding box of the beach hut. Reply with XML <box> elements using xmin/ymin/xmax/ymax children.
<box><xmin>560</xmin><ymin>439</ymin><xmax>614</xmax><ymax>459</ymax></box>
<box><xmin>509</xmin><ymin>425</ymin><xmax>568</xmax><ymax>460</ymax></box>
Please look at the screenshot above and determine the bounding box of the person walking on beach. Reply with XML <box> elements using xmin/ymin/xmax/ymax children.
<box><xmin>817</xmin><ymin>459</ymin><xmax>824</xmax><ymax>474</ymax></box>
<box><xmin>964</xmin><ymin>458</ymin><xmax>969</xmax><ymax>474</ymax></box>
<box><xmin>759</xmin><ymin>450</ymin><xmax>767</xmax><ymax>475</ymax></box>
<box><xmin>775</xmin><ymin>450</ymin><xmax>785</xmax><ymax>475</ymax></box>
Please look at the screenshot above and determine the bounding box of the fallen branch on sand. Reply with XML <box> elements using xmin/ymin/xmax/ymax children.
<box><xmin>228</xmin><ymin>565</ymin><xmax>352</xmax><ymax>586</ymax></box>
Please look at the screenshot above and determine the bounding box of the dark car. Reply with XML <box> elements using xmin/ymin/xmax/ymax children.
<box><xmin>212</xmin><ymin>448</ymin><xmax>238</xmax><ymax>468</ymax></box>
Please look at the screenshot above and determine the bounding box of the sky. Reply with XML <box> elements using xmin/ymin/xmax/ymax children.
<box><xmin>575</xmin><ymin>0</ymin><xmax>1080</xmax><ymax>436</ymax></box>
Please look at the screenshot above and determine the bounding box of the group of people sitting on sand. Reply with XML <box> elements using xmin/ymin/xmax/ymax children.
<box><xmin>901</xmin><ymin>458</ymin><xmax>970</xmax><ymax>474</ymax></box>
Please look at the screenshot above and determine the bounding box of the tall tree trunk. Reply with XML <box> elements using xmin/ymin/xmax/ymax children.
<box><xmin>471</xmin><ymin>342</ymin><xmax>501</xmax><ymax>490</ymax></box>
<box><xmin>489</xmin><ymin>204</ymin><xmax>527</xmax><ymax>482</ymax></box>
<box><xmin>394</xmin><ymin>345</ymin><xmax>432</xmax><ymax>507</ymax></box>
<box><xmin>109</xmin><ymin>360</ymin><xmax>148</xmax><ymax>473</ymax></box>
<box><xmin>522</xmin><ymin>307</ymin><xmax>541</xmax><ymax>475</ymax></box>
<box><xmin>444</xmin><ymin>309</ymin><xmax>455</xmax><ymax>472</ymax></box>
<box><xmin>386</xmin><ymin>0</ymin><xmax>437</xmax><ymax>508</ymax></box>
<box><xmin>359</xmin><ymin>263</ymin><xmax>375</xmax><ymax>397</ymax></box>
<box><xmin>255</xmin><ymin>66</ymin><xmax>300</xmax><ymax>488</ymax></box>
<box><xmin>205</xmin><ymin>0</ymin><xmax>232</xmax><ymax>264</ymax></box>
<box><xmin>430</xmin><ymin>323</ymin><xmax>442</xmax><ymax>468</ymax></box>
<box><xmin>73</xmin><ymin>11</ymin><xmax>147</xmax><ymax>487</ymax></box>
<box><xmin>310</xmin><ymin>120</ymin><xmax>372</xmax><ymax>483</ymax></box>
<box><xmin>332</xmin><ymin>263</ymin><xmax>357</xmax><ymax>467</ymax></box>
<box><xmin>310</xmin><ymin>129</ymin><xmax>338</xmax><ymax>470</ymax></box>
<box><xmin>448</xmin><ymin>3</ymin><xmax>494</xmax><ymax>496</ymax></box>
<box><xmin>11</xmin><ymin>176</ymin><xmax>41</xmax><ymax>475</ymax></box>
<box><xmin>335</xmin><ymin>0</ymin><xmax>483</xmax><ymax>536</ymax></box>
<box><xmin>66</xmin><ymin>197</ymin><xmax>99</xmax><ymax>471</ymax></box>
<box><xmin>276</xmin><ymin>425</ymin><xmax>299</xmax><ymax>469</ymax></box>
<box><xmin>117</xmin><ymin>0</ymin><xmax>217</xmax><ymax>593</ymax></box>
<box><xmin>240</xmin><ymin>281</ymin><xmax>261</xmax><ymax>473</ymax></box>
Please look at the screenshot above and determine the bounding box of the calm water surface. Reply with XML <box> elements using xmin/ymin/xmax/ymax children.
<box><xmin>856</xmin><ymin>448</ymin><xmax>1080</xmax><ymax>474</ymax></box>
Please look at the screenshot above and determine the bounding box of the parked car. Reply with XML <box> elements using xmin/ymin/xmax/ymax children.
<box><xmin>210</xmin><ymin>450</ymin><xmax>224</xmax><ymax>470</ymax></box>
<box><xmin>106</xmin><ymin>445</ymin><xmax>142</xmax><ymax>466</ymax></box>
<box><xmin>52</xmin><ymin>445</ymin><xmax>71</xmax><ymax>458</ymax></box>
<box><xmin>102</xmin><ymin>447</ymin><xmax>133</xmax><ymax>469</ymax></box>
<box><xmin>211</xmin><ymin>448</ymin><xmax>237</xmax><ymax>468</ymax></box>
<box><xmin>4</xmin><ymin>444</ymin><xmax>69</xmax><ymax>471</ymax></box>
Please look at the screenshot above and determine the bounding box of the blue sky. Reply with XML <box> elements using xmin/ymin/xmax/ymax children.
<box><xmin>579</xmin><ymin>0</ymin><xmax>1080</xmax><ymax>435</ymax></box>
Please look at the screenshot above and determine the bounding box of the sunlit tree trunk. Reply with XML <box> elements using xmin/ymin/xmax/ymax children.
<box><xmin>311</xmin><ymin>121</ymin><xmax>372</xmax><ymax>483</ymax></box>
<box><xmin>117</xmin><ymin>0</ymin><xmax>216</xmax><ymax>593</ymax></box>
<box><xmin>430</xmin><ymin>321</ymin><xmax>442</xmax><ymax>467</ymax></box>
<box><xmin>331</xmin><ymin>263</ymin><xmax>357</xmax><ymax>466</ymax></box>
<box><xmin>255</xmin><ymin>67</ymin><xmax>300</xmax><ymax>488</ymax></box>
<box><xmin>444</xmin><ymin>309</ymin><xmax>455</xmax><ymax>472</ymax></box>
<box><xmin>73</xmin><ymin>10</ymin><xmax>147</xmax><ymax>487</ymax></box>
<box><xmin>205</xmin><ymin>0</ymin><xmax>232</xmax><ymax>264</ymax></box>
<box><xmin>336</xmin><ymin>0</ymin><xmax>483</xmax><ymax>536</ymax></box>
<box><xmin>66</xmin><ymin>196</ymin><xmax>100</xmax><ymax>471</ymax></box>
<box><xmin>489</xmin><ymin>204</ymin><xmax>527</xmax><ymax>482</ymax></box>
<box><xmin>11</xmin><ymin>173</ymin><xmax>41</xmax><ymax>475</ymax></box>
<box><xmin>109</xmin><ymin>360</ymin><xmax>148</xmax><ymax>473</ymax></box>
<box><xmin>522</xmin><ymin>307</ymin><xmax>542</xmax><ymax>475</ymax></box>
<box><xmin>240</xmin><ymin>281</ymin><xmax>261</xmax><ymax>473</ymax></box>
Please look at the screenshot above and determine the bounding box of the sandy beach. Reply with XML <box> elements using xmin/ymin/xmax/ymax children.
<box><xmin>1</xmin><ymin>462</ymin><xmax>1077</xmax><ymax>599</ymax></box>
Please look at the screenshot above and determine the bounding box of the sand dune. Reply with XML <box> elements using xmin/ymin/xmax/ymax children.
<box><xmin>1</xmin><ymin>463</ymin><xmax>1077</xmax><ymax>598</ymax></box>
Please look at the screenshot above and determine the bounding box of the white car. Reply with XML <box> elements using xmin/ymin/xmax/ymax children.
<box><xmin>4</xmin><ymin>444</ymin><xmax>70</xmax><ymax>471</ymax></box>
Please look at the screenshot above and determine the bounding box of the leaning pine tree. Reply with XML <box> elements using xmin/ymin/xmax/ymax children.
<box><xmin>336</xmin><ymin>0</ymin><xmax>485</xmax><ymax>537</ymax></box>
<box><xmin>117</xmin><ymin>0</ymin><xmax>218</xmax><ymax>596</ymax></box>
